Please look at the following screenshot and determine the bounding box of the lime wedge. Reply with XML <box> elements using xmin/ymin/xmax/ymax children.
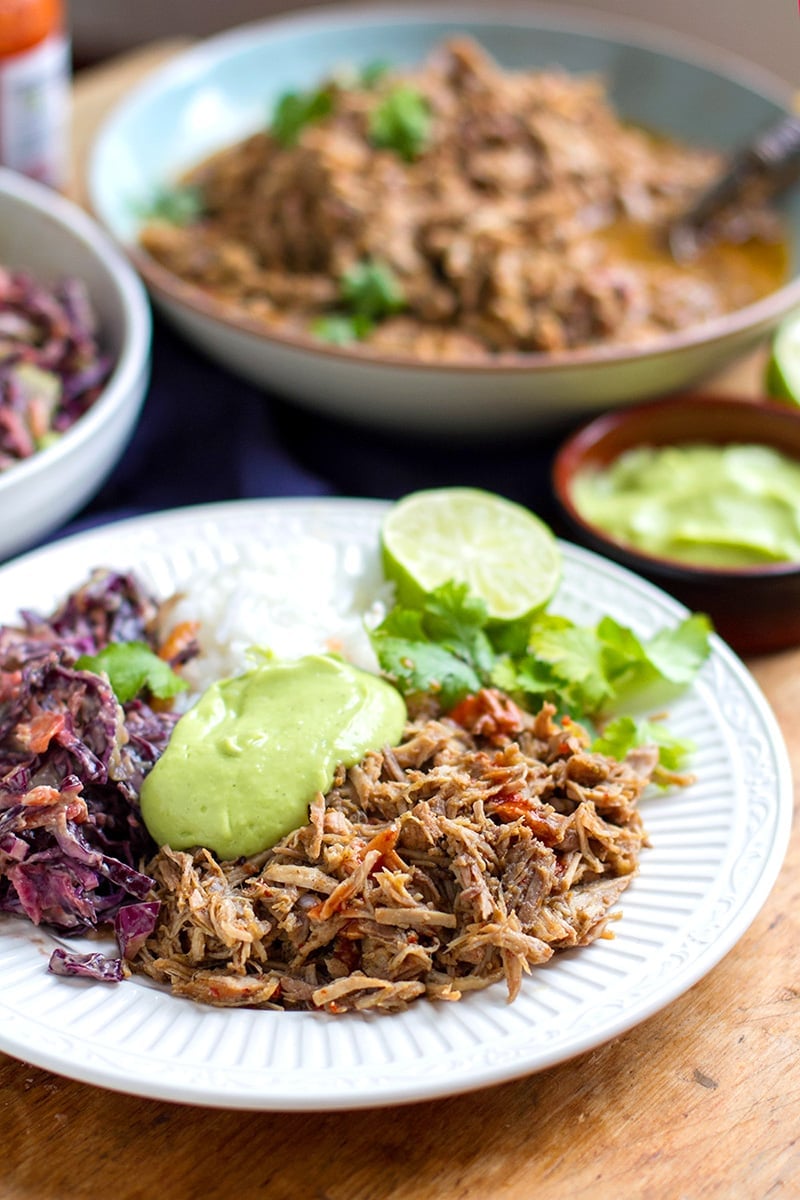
<box><xmin>381</xmin><ymin>487</ymin><xmax>562</xmax><ymax>622</ymax></box>
<box><xmin>767</xmin><ymin>309</ymin><xmax>800</xmax><ymax>404</ymax></box>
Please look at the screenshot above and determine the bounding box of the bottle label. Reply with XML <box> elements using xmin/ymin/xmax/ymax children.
<box><xmin>0</xmin><ymin>33</ymin><xmax>70</xmax><ymax>188</ymax></box>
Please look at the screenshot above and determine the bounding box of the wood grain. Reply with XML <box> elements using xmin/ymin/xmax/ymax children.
<box><xmin>0</xmin><ymin>43</ymin><xmax>797</xmax><ymax>1200</ymax></box>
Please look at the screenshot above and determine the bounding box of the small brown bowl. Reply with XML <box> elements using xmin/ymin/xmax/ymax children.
<box><xmin>552</xmin><ymin>394</ymin><xmax>800</xmax><ymax>657</ymax></box>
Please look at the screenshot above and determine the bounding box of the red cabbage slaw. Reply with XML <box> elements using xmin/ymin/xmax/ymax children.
<box><xmin>0</xmin><ymin>570</ymin><xmax>197</xmax><ymax>981</ymax></box>
<box><xmin>0</xmin><ymin>267</ymin><xmax>113</xmax><ymax>471</ymax></box>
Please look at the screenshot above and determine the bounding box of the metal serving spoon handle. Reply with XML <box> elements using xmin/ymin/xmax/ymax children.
<box><xmin>668</xmin><ymin>112</ymin><xmax>800</xmax><ymax>261</ymax></box>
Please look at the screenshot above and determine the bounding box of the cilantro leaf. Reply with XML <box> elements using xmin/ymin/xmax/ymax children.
<box><xmin>271</xmin><ymin>86</ymin><xmax>334</xmax><ymax>146</ymax></box>
<box><xmin>76</xmin><ymin>642</ymin><xmax>188</xmax><ymax>705</ymax></box>
<box><xmin>518</xmin><ymin>611</ymin><xmax>713</xmax><ymax>718</ymax></box>
<box><xmin>359</xmin><ymin>60</ymin><xmax>391</xmax><ymax>88</ymax></box>
<box><xmin>340</xmin><ymin>259</ymin><xmax>406</xmax><ymax>320</ymax></box>
<box><xmin>590</xmin><ymin>715</ymin><xmax>640</xmax><ymax>761</ymax></box>
<box><xmin>311</xmin><ymin>314</ymin><xmax>374</xmax><ymax>345</ymax></box>
<box><xmin>593</xmin><ymin>616</ymin><xmax>652</xmax><ymax>694</ymax></box>
<box><xmin>526</xmin><ymin>617</ymin><xmax>615</xmax><ymax>714</ymax></box>
<box><xmin>595</xmin><ymin>613</ymin><xmax>714</xmax><ymax>711</ymax></box>
<box><xmin>368</xmin><ymin>85</ymin><xmax>431</xmax><ymax>160</ymax></box>
<box><xmin>644</xmin><ymin>614</ymin><xmax>715</xmax><ymax>685</ymax></box>
<box><xmin>369</xmin><ymin>583</ymin><xmax>490</xmax><ymax>709</ymax></box>
<box><xmin>420</xmin><ymin>582</ymin><xmax>495</xmax><ymax>677</ymax></box>
<box><xmin>325</xmin><ymin>259</ymin><xmax>405</xmax><ymax>338</ymax></box>
<box><xmin>369</xmin><ymin>633</ymin><xmax>482</xmax><ymax>710</ymax></box>
<box><xmin>137</xmin><ymin>184</ymin><xmax>203</xmax><ymax>227</ymax></box>
<box><xmin>370</xmin><ymin>576</ymin><xmax>712</xmax><ymax>733</ymax></box>
<box><xmin>593</xmin><ymin>715</ymin><xmax>696</xmax><ymax>774</ymax></box>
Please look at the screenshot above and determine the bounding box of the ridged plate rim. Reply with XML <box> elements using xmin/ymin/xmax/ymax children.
<box><xmin>0</xmin><ymin>497</ymin><xmax>791</xmax><ymax>1110</ymax></box>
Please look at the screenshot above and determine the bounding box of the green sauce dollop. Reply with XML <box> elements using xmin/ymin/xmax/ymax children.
<box><xmin>572</xmin><ymin>443</ymin><xmax>800</xmax><ymax>567</ymax></box>
<box><xmin>140</xmin><ymin>654</ymin><xmax>407</xmax><ymax>860</ymax></box>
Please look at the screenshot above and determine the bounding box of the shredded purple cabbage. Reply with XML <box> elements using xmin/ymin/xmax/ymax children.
<box><xmin>0</xmin><ymin>569</ymin><xmax>193</xmax><ymax>953</ymax></box>
<box><xmin>114</xmin><ymin>900</ymin><xmax>161</xmax><ymax>960</ymax></box>
<box><xmin>0</xmin><ymin>267</ymin><xmax>113</xmax><ymax>471</ymax></box>
<box><xmin>48</xmin><ymin>947</ymin><xmax>126</xmax><ymax>983</ymax></box>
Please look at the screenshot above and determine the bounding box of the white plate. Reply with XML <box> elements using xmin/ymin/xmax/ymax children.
<box><xmin>0</xmin><ymin>498</ymin><xmax>791</xmax><ymax>1110</ymax></box>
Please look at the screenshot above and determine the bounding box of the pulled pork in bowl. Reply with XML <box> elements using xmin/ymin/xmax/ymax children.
<box><xmin>89</xmin><ymin>7</ymin><xmax>800</xmax><ymax>432</ymax></box>
<box><xmin>139</xmin><ymin>37</ymin><xmax>787</xmax><ymax>360</ymax></box>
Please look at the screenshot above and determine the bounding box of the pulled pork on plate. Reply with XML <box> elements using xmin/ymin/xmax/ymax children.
<box><xmin>0</xmin><ymin>569</ymin><xmax>678</xmax><ymax>1015</ymax></box>
<box><xmin>139</xmin><ymin>37</ymin><xmax>786</xmax><ymax>361</ymax></box>
<box><xmin>134</xmin><ymin>690</ymin><xmax>658</xmax><ymax>1014</ymax></box>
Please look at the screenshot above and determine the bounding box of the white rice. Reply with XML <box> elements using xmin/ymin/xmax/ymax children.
<box><xmin>167</xmin><ymin>535</ymin><xmax>395</xmax><ymax>699</ymax></box>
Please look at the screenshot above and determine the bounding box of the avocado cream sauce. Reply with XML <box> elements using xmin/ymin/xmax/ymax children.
<box><xmin>572</xmin><ymin>443</ymin><xmax>800</xmax><ymax>567</ymax></box>
<box><xmin>140</xmin><ymin>654</ymin><xmax>407</xmax><ymax>860</ymax></box>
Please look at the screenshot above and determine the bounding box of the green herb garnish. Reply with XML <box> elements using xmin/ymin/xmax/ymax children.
<box><xmin>370</xmin><ymin>582</ymin><xmax>493</xmax><ymax>710</ymax></box>
<box><xmin>592</xmin><ymin>716</ymin><xmax>695</xmax><ymax>774</ymax></box>
<box><xmin>359</xmin><ymin>60</ymin><xmax>391</xmax><ymax>88</ymax></box>
<box><xmin>369</xmin><ymin>582</ymin><xmax>711</xmax><ymax>770</ymax></box>
<box><xmin>311</xmin><ymin>261</ymin><xmax>405</xmax><ymax>346</ymax></box>
<box><xmin>340</xmin><ymin>259</ymin><xmax>406</xmax><ymax>320</ymax></box>
<box><xmin>271</xmin><ymin>86</ymin><xmax>334</xmax><ymax>146</ymax></box>
<box><xmin>368</xmin><ymin>85</ymin><xmax>431</xmax><ymax>160</ymax></box>
<box><xmin>311</xmin><ymin>314</ymin><xmax>375</xmax><ymax>345</ymax></box>
<box><xmin>138</xmin><ymin>185</ymin><xmax>204</xmax><ymax>227</ymax></box>
<box><xmin>76</xmin><ymin>642</ymin><xmax>188</xmax><ymax>705</ymax></box>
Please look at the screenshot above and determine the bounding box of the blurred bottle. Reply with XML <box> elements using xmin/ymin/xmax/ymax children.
<box><xmin>0</xmin><ymin>0</ymin><xmax>69</xmax><ymax>188</ymax></box>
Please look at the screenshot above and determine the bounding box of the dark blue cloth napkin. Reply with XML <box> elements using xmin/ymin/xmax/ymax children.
<box><xmin>54</xmin><ymin>314</ymin><xmax>572</xmax><ymax>543</ymax></box>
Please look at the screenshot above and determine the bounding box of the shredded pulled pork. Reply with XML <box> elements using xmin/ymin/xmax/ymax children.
<box><xmin>133</xmin><ymin>693</ymin><xmax>657</xmax><ymax>1013</ymax></box>
<box><xmin>139</xmin><ymin>37</ymin><xmax>785</xmax><ymax>360</ymax></box>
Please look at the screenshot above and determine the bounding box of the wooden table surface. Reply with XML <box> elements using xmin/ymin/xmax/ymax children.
<box><xmin>2</xmin><ymin>45</ymin><xmax>798</xmax><ymax>1200</ymax></box>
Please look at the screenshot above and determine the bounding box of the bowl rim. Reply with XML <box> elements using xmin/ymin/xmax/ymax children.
<box><xmin>551</xmin><ymin>392</ymin><xmax>800</xmax><ymax>580</ymax></box>
<box><xmin>87</xmin><ymin>0</ymin><xmax>800</xmax><ymax>376</ymax></box>
<box><xmin>0</xmin><ymin>167</ymin><xmax>152</xmax><ymax>500</ymax></box>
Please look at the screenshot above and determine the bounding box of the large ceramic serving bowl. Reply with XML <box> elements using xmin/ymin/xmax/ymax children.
<box><xmin>0</xmin><ymin>169</ymin><xmax>152</xmax><ymax>561</ymax></box>
<box><xmin>88</xmin><ymin>3</ymin><xmax>800</xmax><ymax>434</ymax></box>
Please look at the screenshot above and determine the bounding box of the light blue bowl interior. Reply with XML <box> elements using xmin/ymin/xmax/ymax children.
<box><xmin>90</xmin><ymin>11</ymin><xmax>800</xmax><ymax>269</ymax></box>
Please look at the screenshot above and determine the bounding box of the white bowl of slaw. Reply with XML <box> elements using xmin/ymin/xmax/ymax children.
<box><xmin>0</xmin><ymin>168</ymin><xmax>152</xmax><ymax>561</ymax></box>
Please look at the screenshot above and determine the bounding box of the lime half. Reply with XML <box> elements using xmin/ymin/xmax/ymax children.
<box><xmin>767</xmin><ymin>309</ymin><xmax>800</xmax><ymax>404</ymax></box>
<box><xmin>381</xmin><ymin>487</ymin><xmax>562</xmax><ymax>622</ymax></box>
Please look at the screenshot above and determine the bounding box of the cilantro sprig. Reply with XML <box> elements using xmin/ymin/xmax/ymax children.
<box><xmin>310</xmin><ymin>313</ymin><xmax>374</xmax><ymax>346</ymax></box>
<box><xmin>76</xmin><ymin>642</ymin><xmax>188</xmax><ymax>705</ymax></box>
<box><xmin>593</xmin><ymin>716</ymin><xmax>694</xmax><ymax>774</ymax></box>
<box><xmin>368</xmin><ymin>85</ymin><xmax>432</xmax><ymax>160</ymax></box>
<box><xmin>137</xmin><ymin>184</ymin><xmax>204</xmax><ymax>227</ymax></box>
<box><xmin>340</xmin><ymin>259</ymin><xmax>406</xmax><ymax>320</ymax></box>
<box><xmin>313</xmin><ymin>259</ymin><xmax>406</xmax><ymax>345</ymax></box>
<box><xmin>359</xmin><ymin>60</ymin><xmax>391</xmax><ymax>89</ymax></box>
<box><xmin>369</xmin><ymin>581</ymin><xmax>712</xmax><ymax>771</ymax></box>
<box><xmin>270</xmin><ymin>86</ymin><xmax>335</xmax><ymax>146</ymax></box>
<box><xmin>370</xmin><ymin>583</ymin><xmax>494</xmax><ymax>710</ymax></box>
